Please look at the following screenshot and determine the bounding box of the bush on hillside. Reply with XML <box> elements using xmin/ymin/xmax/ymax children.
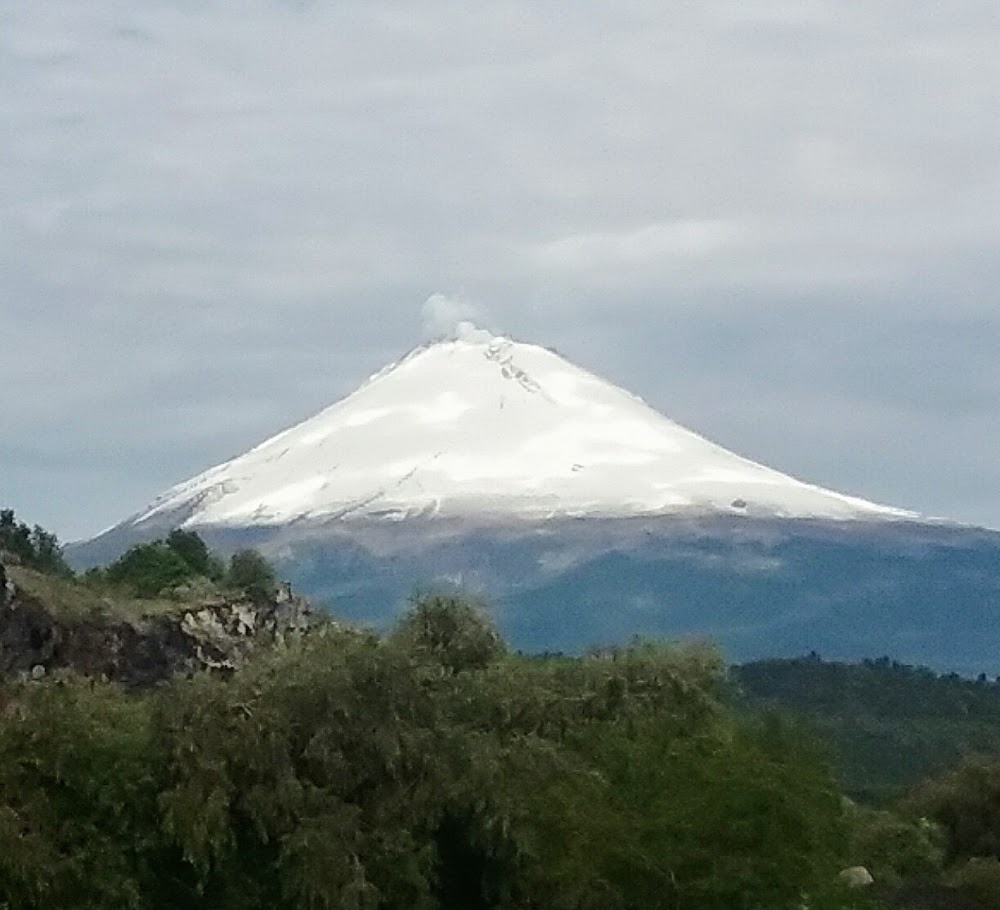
<box><xmin>947</xmin><ymin>857</ymin><xmax>1000</xmax><ymax>906</ymax></box>
<box><xmin>165</xmin><ymin>529</ymin><xmax>218</xmax><ymax>579</ymax></box>
<box><xmin>901</xmin><ymin>755</ymin><xmax>1000</xmax><ymax>864</ymax></box>
<box><xmin>392</xmin><ymin>592</ymin><xmax>506</xmax><ymax>674</ymax></box>
<box><xmin>97</xmin><ymin>531</ymin><xmax>274</xmax><ymax>601</ymax></box>
<box><xmin>845</xmin><ymin>803</ymin><xmax>945</xmax><ymax>886</ymax></box>
<box><xmin>104</xmin><ymin>541</ymin><xmax>196</xmax><ymax>598</ymax></box>
<box><xmin>225</xmin><ymin>549</ymin><xmax>276</xmax><ymax>601</ymax></box>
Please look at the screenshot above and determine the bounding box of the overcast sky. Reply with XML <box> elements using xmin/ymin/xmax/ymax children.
<box><xmin>3</xmin><ymin>0</ymin><xmax>999</xmax><ymax>540</ymax></box>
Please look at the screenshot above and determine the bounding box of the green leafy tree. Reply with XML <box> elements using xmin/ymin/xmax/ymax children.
<box><xmin>0</xmin><ymin>597</ymin><xmax>864</xmax><ymax>910</ymax></box>
<box><xmin>424</xmin><ymin>640</ymin><xmax>847</xmax><ymax>910</ymax></box>
<box><xmin>157</xmin><ymin>630</ymin><xmax>446</xmax><ymax>910</ymax></box>
<box><xmin>106</xmin><ymin>542</ymin><xmax>195</xmax><ymax>597</ymax></box>
<box><xmin>392</xmin><ymin>593</ymin><xmax>505</xmax><ymax>674</ymax></box>
<box><xmin>30</xmin><ymin>526</ymin><xmax>59</xmax><ymax>572</ymax></box>
<box><xmin>226</xmin><ymin>550</ymin><xmax>276</xmax><ymax>601</ymax></box>
<box><xmin>547</xmin><ymin>702</ymin><xmax>847</xmax><ymax>910</ymax></box>
<box><xmin>0</xmin><ymin>677</ymin><xmax>167</xmax><ymax>909</ymax></box>
<box><xmin>0</xmin><ymin>509</ymin><xmax>72</xmax><ymax>577</ymax></box>
<box><xmin>165</xmin><ymin>529</ymin><xmax>212</xmax><ymax>577</ymax></box>
<box><xmin>0</xmin><ymin>508</ymin><xmax>32</xmax><ymax>562</ymax></box>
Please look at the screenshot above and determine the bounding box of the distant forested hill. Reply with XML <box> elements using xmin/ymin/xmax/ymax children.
<box><xmin>733</xmin><ymin>654</ymin><xmax>1000</xmax><ymax>802</ymax></box>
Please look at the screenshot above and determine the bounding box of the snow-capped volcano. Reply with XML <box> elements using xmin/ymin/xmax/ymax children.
<box><xmin>132</xmin><ymin>329</ymin><xmax>913</xmax><ymax>529</ymax></box>
<box><xmin>77</xmin><ymin>330</ymin><xmax>1000</xmax><ymax>674</ymax></box>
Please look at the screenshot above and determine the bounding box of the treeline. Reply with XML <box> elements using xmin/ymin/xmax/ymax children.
<box><xmin>86</xmin><ymin>529</ymin><xmax>277</xmax><ymax>600</ymax></box>
<box><xmin>0</xmin><ymin>595</ymin><xmax>871</xmax><ymax>910</ymax></box>
<box><xmin>735</xmin><ymin>653</ymin><xmax>1000</xmax><ymax>719</ymax></box>
<box><xmin>1</xmin><ymin>507</ymin><xmax>276</xmax><ymax>602</ymax></box>
<box><xmin>734</xmin><ymin>655</ymin><xmax>1000</xmax><ymax>803</ymax></box>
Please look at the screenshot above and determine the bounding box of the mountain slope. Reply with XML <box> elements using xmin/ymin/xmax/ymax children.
<box><xmin>257</xmin><ymin>515</ymin><xmax>1000</xmax><ymax>675</ymax></box>
<box><xmin>126</xmin><ymin>330</ymin><xmax>912</xmax><ymax>530</ymax></box>
<box><xmin>71</xmin><ymin>329</ymin><xmax>1000</xmax><ymax>675</ymax></box>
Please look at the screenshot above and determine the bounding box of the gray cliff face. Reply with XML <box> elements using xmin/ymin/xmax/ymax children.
<box><xmin>0</xmin><ymin>560</ymin><xmax>321</xmax><ymax>687</ymax></box>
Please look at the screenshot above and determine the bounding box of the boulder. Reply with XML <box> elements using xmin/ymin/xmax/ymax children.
<box><xmin>839</xmin><ymin>866</ymin><xmax>874</xmax><ymax>888</ymax></box>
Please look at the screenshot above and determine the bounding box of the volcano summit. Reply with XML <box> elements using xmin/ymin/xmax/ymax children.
<box><xmin>75</xmin><ymin>329</ymin><xmax>1000</xmax><ymax>674</ymax></box>
<box><xmin>129</xmin><ymin>329</ymin><xmax>911</xmax><ymax>529</ymax></box>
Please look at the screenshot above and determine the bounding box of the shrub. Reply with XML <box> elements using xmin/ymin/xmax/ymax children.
<box><xmin>845</xmin><ymin>803</ymin><xmax>944</xmax><ymax>886</ymax></box>
<box><xmin>901</xmin><ymin>755</ymin><xmax>1000</xmax><ymax>864</ymax></box>
<box><xmin>392</xmin><ymin>593</ymin><xmax>505</xmax><ymax>674</ymax></box>
<box><xmin>226</xmin><ymin>549</ymin><xmax>276</xmax><ymax>601</ymax></box>
<box><xmin>947</xmin><ymin>857</ymin><xmax>1000</xmax><ymax>905</ymax></box>
<box><xmin>105</xmin><ymin>542</ymin><xmax>195</xmax><ymax>598</ymax></box>
<box><xmin>165</xmin><ymin>529</ymin><xmax>212</xmax><ymax>577</ymax></box>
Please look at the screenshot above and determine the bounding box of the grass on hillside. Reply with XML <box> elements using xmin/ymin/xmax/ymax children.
<box><xmin>7</xmin><ymin>564</ymin><xmax>223</xmax><ymax>623</ymax></box>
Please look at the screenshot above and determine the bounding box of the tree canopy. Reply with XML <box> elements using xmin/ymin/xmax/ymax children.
<box><xmin>0</xmin><ymin>508</ymin><xmax>72</xmax><ymax>577</ymax></box>
<box><xmin>0</xmin><ymin>599</ymin><xmax>859</xmax><ymax>910</ymax></box>
<box><xmin>92</xmin><ymin>531</ymin><xmax>274</xmax><ymax>601</ymax></box>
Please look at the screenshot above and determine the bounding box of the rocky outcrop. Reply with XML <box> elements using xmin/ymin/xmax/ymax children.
<box><xmin>0</xmin><ymin>564</ymin><xmax>324</xmax><ymax>687</ymax></box>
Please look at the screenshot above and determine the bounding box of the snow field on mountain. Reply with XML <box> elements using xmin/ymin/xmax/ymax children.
<box><xmin>135</xmin><ymin>332</ymin><xmax>915</xmax><ymax>528</ymax></box>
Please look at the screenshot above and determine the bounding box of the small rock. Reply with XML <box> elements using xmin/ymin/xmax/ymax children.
<box><xmin>30</xmin><ymin>664</ymin><xmax>46</xmax><ymax>679</ymax></box>
<box><xmin>838</xmin><ymin>866</ymin><xmax>874</xmax><ymax>888</ymax></box>
<box><xmin>0</xmin><ymin>561</ymin><xmax>15</xmax><ymax>608</ymax></box>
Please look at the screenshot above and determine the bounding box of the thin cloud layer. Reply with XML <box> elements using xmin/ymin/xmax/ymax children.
<box><xmin>534</xmin><ymin>220</ymin><xmax>739</xmax><ymax>272</ymax></box>
<box><xmin>2</xmin><ymin>0</ymin><xmax>998</xmax><ymax>536</ymax></box>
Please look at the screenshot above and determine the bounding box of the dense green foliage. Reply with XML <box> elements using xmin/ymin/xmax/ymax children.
<box><xmin>104</xmin><ymin>540</ymin><xmax>199</xmax><ymax>597</ymax></box>
<box><xmin>165</xmin><ymin>528</ymin><xmax>217</xmax><ymax>578</ymax></box>
<box><xmin>0</xmin><ymin>596</ymin><xmax>865</xmax><ymax>910</ymax></box>
<box><xmin>225</xmin><ymin>548</ymin><xmax>277</xmax><ymax>601</ymax></box>
<box><xmin>0</xmin><ymin>506</ymin><xmax>277</xmax><ymax>605</ymax></box>
<box><xmin>7</xmin><ymin>508</ymin><xmax>1000</xmax><ymax>907</ymax></box>
<box><xmin>733</xmin><ymin>656</ymin><xmax>1000</xmax><ymax>907</ymax></box>
<box><xmin>845</xmin><ymin>755</ymin><xmax>1000</xmax><ymax>908</ymax></box>
<box><xmin>733</xmin><ymin>654</ymin><xmax>1000</xmax><ymax>802</ymax></box>
<box><xmin>394</xmin><ymin>592</ymin><xmax>505</xmax><ymax>673</ymax></box>
<box><xmin>844</xmin><ymin>803</ymin><xmax>944</xmax><ymax>887</ymax></box>
<box><xmin>0</xmin><ymin>508</ymin><xmax>72</xmax><ymax>577</ymax></box>
<box><xmin>902</xmin><ymin>756</ymin><xmax>1000</xmax><ymax>866</ymax></box>
<box><xmin>91</xmin><ymin>532</ymin><xmax>274</xmax><ymax>601</ymax></box>
<box><xmin>0</xmin><ymin>677</ymin><xmax>164</xmax><ymax>909</ymax></box>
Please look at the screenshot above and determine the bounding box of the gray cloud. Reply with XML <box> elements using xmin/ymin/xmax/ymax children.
<box><xmin>2</xmin><ymin>0</ymin><xmax>999</xmax><ymax>538</ymax></box>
